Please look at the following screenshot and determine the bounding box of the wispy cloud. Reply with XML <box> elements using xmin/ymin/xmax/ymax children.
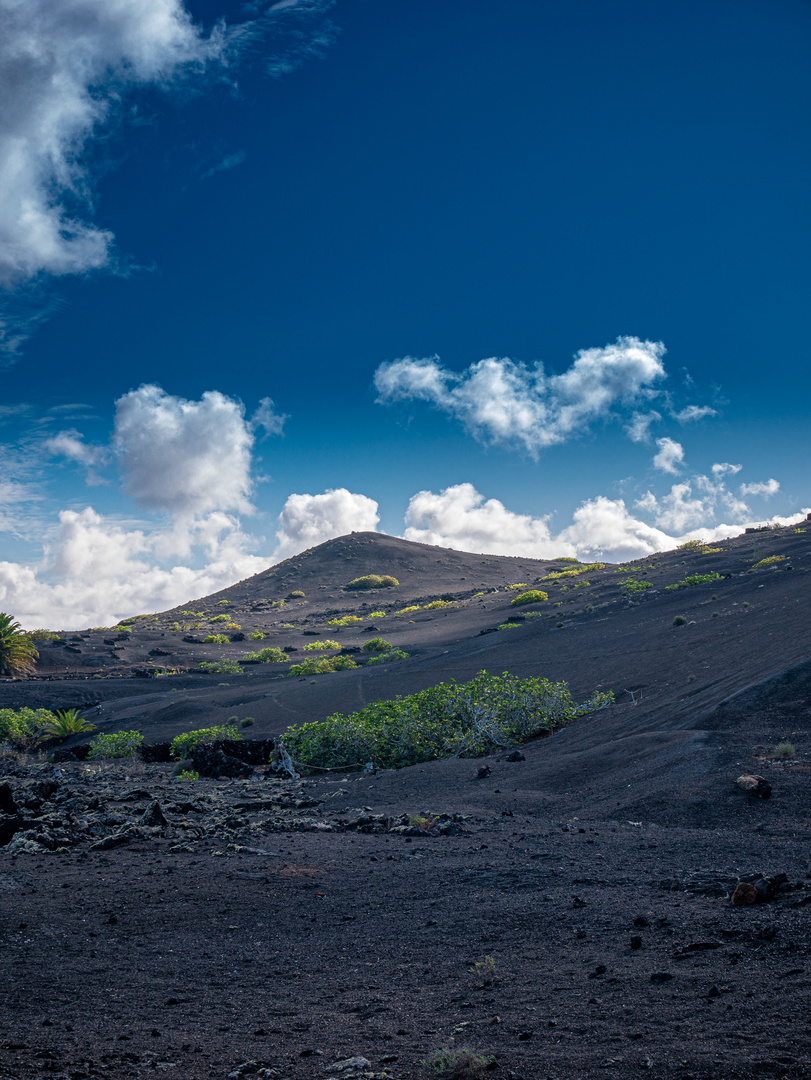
<box><xmin>201</xmin><ymin>149</ymin><xmax>247</xmax><ymax>180</ymax></box>
<box><xmin>740</xmin><ymin>479</ymin><xmax>780</xmax><ymax>498</ymax></box>
<box><xmin>375</xmin><ymin>337</ymin><xmax>668</xmax><ymax>458</ymax></box>
<box><xmin>673</xmin><ymin>404</ymin><xmax>718</xmax><ymax>424</ymax></box>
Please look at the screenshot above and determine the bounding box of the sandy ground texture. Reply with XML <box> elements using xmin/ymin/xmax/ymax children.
<box><xmin>1</xmin><ymin>523</ymin><xmax>811</xmax><ymax>1079</ymax></box>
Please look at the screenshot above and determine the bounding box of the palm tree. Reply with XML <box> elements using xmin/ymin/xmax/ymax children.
<box><xmin>0</xmin><ymin>613</ymin><xmax>39</xmax><ymax>678</ymax></box>
<box><xmin>38</xmin><ymin>708</ymin><xmax>96</xmax><ymax>738</ymax></box>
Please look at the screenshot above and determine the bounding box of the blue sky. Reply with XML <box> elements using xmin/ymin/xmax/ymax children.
<box><xmin>0</xmin><ymin>0</ymin><xmax>809</xmax><ymax>627</ymax></box>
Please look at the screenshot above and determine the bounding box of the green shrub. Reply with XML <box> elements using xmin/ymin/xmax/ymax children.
<box><xmin>497</xmin><ymin>622</ymin><xmax>522</xmax><ymax>630</ymax></box>
<box><xmin>240</xmin><ymin>717</ymin><xmax>255</xmax><ymax>728</ymax></box>
<box><xmin>366</xmin><ymin>648</ymin><xmax>409</xmax><ymax>665</ymax></box>
<box><xmin>511</xmin><ymin>589</ymin><xmax>548</xmax><ymax>606</ymax></box>
<box><xmin>394</xmin><ymin>605</ymin><xmax>420</xmax><ymax>616</ymax></box>
<box><xmin>210</xmin><ymin>614</ymin><xmax>230</xmax><ymax>623</ymax></box>
<box><xmin>88</xmin><ymin>730</ymin><xmax>144</xmax><ymax>760</ymax></box>
<box><xmin>423</xmin><ymin>1047</ymin><xmax>496</xmax><ymax>1077</ymax></box>
<box><xmin>618</xmin><ymin>577</ymin><xmax>652</xmax><ymax>592</ymax></box>
<box><xmin>285</xmin><ymin>670</ymin><xmax>612</xmax><ymax>772</ymax></box>
<box><xmin>361</xmin><ymin>637</ymin><xmax>393</xmax><ymax>652</ymax></box>
<box><xmin>541</xmin><ymin>562</ymin><xmax>604</xmax><ymax>580</ymax></box>
<box><xmin>175</xmin><ymin>770</ymin><xmax>199</xmax><ymax>782</ymax></box>
<box><xmin>203</xmin><ymin>633</ymin><xmax>228</xmax><ymax>644</ymax></box>
<box><xmin>288</xmin><ymin>655</ymin><xmax>359</xmax><ymax>676</ymax></box>
<box><xmin>303</xmin><ymin>639</ymin><xmax>341</xmax><ymax>651</ymax></box>
<box><xmin>368</xmin><ymin>611</ymin><xmax>387</xmax><ymax>618</ymax></box>
<box><xmin>0</xmin><ymin>707</ymin><xmax>56</xmax><ymax>746</ymax></box>
<box><xmin>217</xmin><ymin>600</ymin><xmax>229</xmax><ymax>605</ymax></box>
<box><xmin>666</xmin><ymin>572</ymin><xmax>722</xmax><ymax>590</ymax></box>
<box><xmin>327</xmin><ymin>614</ymin><xmax>364</xmax><ymax>626</ymax></box>
<box><xmin>751</xmin><ymin>555</ymin><xmax>786</xmax><ymax>569</ymax></box>
<box><xmin>425</xmin><ymin>599</ymin><xmax>451</xmax><ymax>609</ymax></box>
<box><xmin>247</xmin><ymin>631</ymin><xmax>265</xmax><ymax>640</ymax></box>
<box><xmin>28</xmin><ymin>629</ymin><xmax>62</xmax><ymax>643</ymax></box>
<box><xmin>242</xmin><ymin>647</ymin><xmax>289</xmax><ymax>663</ymax></box>
<box><xmin>288</xmin><ymin>590</ymin><xmax>305</xmax><ymax>598</ymax></box>
<box><xmin>773</xmin><ymin>741</ymin><xmax>796</xmax><ymax>759</ymax></box>
<box><xmin>673</xmin><ymin>615</ymin><xmax>687</xmax><ymax>626</ymax></box>
<box><xmin>171</xmin><ymin>725</ymin><xmax>242</xmax><ymax>759</ymax></box>
<box><xmin>198</xmin><ymin>659</ymin><xmax>242</xmax><ymax>674</ymax></box>
<box><xmin>346</xmin><ymin>575</ymin><xmax>399</xmax><ymax>590</ymax></box>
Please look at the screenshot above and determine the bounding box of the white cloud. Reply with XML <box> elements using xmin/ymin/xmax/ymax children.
<box><xmin>740</xmin><ymin>479</ymin><xmax>780</xmax><ymax>499</ymax></box>
<box><xmin>44</xmin><ymin>429</ymin><xmax>109</xmax><ymax>484</ymax></box>
<box><xmin>201</xmin><ymin>149</ymin><xmax>247</xmax><ymax>180</ymax></box>
<box><xmin>711</xmin><ymin>462</ymin><xmax>742</xmax><ymax>477</ymax></box>
<box><xmin>404</xmin><ymin>483</ymin><xmax>557</xmax><ymax>557</ymax></box>
<box><xmin>251</xmin><ymin>397</ymin><xmax>287</xmax><ymax>437</ymax></box>
<box><xmin>673</xmin><ymin>404</ymin><xmax>718</xmax><ymax>424</ymax></box>
<box><xmin>0</xmin><ymin>506</ymin><xmax>271</xmax><ymax>629</ymax></box>
<box><xmin>113</xmin><ymin>384</ymin><xmax>256</xmax><ymax>516</ymax></box>
<box><xmin>626</xmin><ymin>410</ymin><xmax>661</xmax><ymax>443</ymax></box>
<box><xmin>274</xmin><ymin>489</ymin><xmax>380</xmax><ymax>560</ymax></box>
<box><xmin>652</xmin><ymin>437</ymin><xmax>685</xmax><ymax>474</ymax></box>
<box><xmin>0</xmin><ymin>0</ymin><xmax>229</xmax><ymax>287</ymax></box>
<box><xmin>375</xmin><ymin>337</ymin><xmax>667</xmax><ymax>457</ymax></box>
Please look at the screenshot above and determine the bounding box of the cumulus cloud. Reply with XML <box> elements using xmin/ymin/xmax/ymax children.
<box><xmin>251</xmin><ymin>397</ymin><xmax>287</xmax><ymax>437</ymax></box>
<box><xmin>626</xmin><ymin>410</ymin><xmax>661</xmax><ymax>443</ymax></box>
<box><xmin>375</xmin><ymin>337</ymin><xmax>667</xmax><ymax>457</ymax></box>
<box><xmin>113</xmin><ymin>385</ymin><xmax>256</xmax><ymax>516</ymax></box>
<box><xmin>404</xmin><ymin>483</ymin><xmax>556</xmax><ymax>557</ymax></box>
<box><xmin>273</xmin><ymin>489</ymin><xmax>380</xmax><ymax>560</ymax></box>
<box><xmin>740</xmin><ymin>479</ymin><xmax>780</xmax><ymax>499</ymax></box>
<box><xmin>0</xmin><ymin>0</ymin><xmax>229</xmax><ymax>288</ymax></box>
<box><xmin>0</xmin><ymin>506</ymin><xmax>270</xmax><ymax>629</ymax></box>
<box><xmin>652</xmin><ymin>437</ymin><xmax>685</xmax><ymax>474</ymax></box>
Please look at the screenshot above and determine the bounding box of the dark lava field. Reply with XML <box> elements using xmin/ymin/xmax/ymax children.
<box><xmin>2</xmin><ymin>524</ymin><xmax>810</xmax><ymax>1080</ymax></box>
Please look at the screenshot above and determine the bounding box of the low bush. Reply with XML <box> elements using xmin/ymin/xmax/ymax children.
<box><xmin>368</xmin><ymin>611</ymin><xmax>387</xmax><ymax>618</ymax></box>
<box><xmin>240</xmin><ymin>717</ymin><xmax>255</xmax><ymax>728</ymax></box>
<box><xmin>751</xmin><ymin>555</ymin><xmax>786</xmax><ymax>569</ymax></box>
<box><xmin>618</xmin><ymin>577</ymin><xmax>652</xmax><ymax>592</ymax></box>
<box><xmin>497</xmin><ymin>622</ymin><xmax>522</xmax><ymax>630</ymax></box>
<box><xmin>210</xmin><ymin>614</ymin><xmax>230</xmax><ymax>623</ymax></box>
<box><xmin>224</xmin><ymin>622</ymin><xmax>241</xmax><ymax>631</ymax></box>
<box><xmin>285</xmin><ymin>670</ymin><xmax>612</xmax><ymax>772</ymax></box>
<box><xmin>0</xmin><ymin>707</ymin><xmax>56</xmax><ymax>746</ymax></box>
<box><xmin>346</xmin><ymin>575</ymin><xmax>399</xmax><ymax>590</ymax></box>
<box><xmin>288</xmin><ymin>590</ymin><xmax>305</xmax><ymax>598</ymax></box>
<box><xmin>203</xmin><ymin>633</ymin><xmax>228</xmax><ymax>644</ymax></box>
<box><xmin>773</xmin><ymin>741</ymin><xmax>796</xmax><ymax>759</ymax></box>
<box><xmin>425</xmin><ymin>599</ymin><xmax>451</xmax><ymax>609</ymax></box>
<box><xmin>666</xmin><ymin>572</ymin><xmax>722</xmax><ymax>590</ymax></box>
<box><xmin>511</xmin><ymin>589</ymin><xmax>548</xmax><ymax>606</ymax></box>
<box><xmin>175</xmin><ymin>770</ymin><xmax>199</xmax><ymax>782</ymax></box>
<box><xmin>171</xmin><ymin>725</ymin><xmax>242</xmax><ymax>759</ymax></box>
<box><xmin>217</xmin><ymin>600</ymin><xmax>229</xmax><ymax>605</ymax></box>
<box><xmin>361</xmin><ymin>637</ymin><xmax>393</xmax><ymax>652</ymax></box>
<box><xmin>423</xmin><ymin>1047</ymin><xmax>496</xmax><ymax>1078</ymax></box>
<box><xmin>541</xmin><ymin>562</ymin><xmax>605</xmax><ymax>580</ymax></box>
<box><xmin>88</xmin><ymin>730</ymin><xmax>144</xmax><ymax>760</ymax></box>
<box><xmin>303</xmin><ymin>639</ymin><xmax>341</xmax><ymax>651</ymax></box>
<box><xmin>673</xmin><ymin>615</ymin><xmax>687</xmax><ymax>626</ymax></box>
<box><xmin>28</xmin><ymin>629</ymin><xmax>62</xmax><ymax>643</ymax></box>
<box><xmin>198</xmin><ymin>659</ymin><xmax>242</xmax><ymax>674</ymax></box>
<box><xmin>394</xmin><ymin>605</ymin><xmax>420</xmax><ymax>616</ymax></box>
<box><xmin>505</xmin><ymin>583</ymin><xmax>529</xmax><ymax>590</ymax></box>
<box><xmin>288</xmin><ymin>655</ymin><xmax>359</xmax><ymax>676</ymax></box>
<box><xmin>242</xmin><ymin>647</ymin><xmax>289</xmax><ymax>663</ymax></box>
<box><xmin>327</xmin><ymin>615</ymin><xmax>364</xmax><ymax>627</ymax></box>
<box><xmin>366</xmin><ymin>648</ymin><xmax>409</xmax><ymax>665</ymax></box>
<box><xmin>247</xmin><ymin>631</ymin><xmax>265</xmax><ymax>640</ymax></box>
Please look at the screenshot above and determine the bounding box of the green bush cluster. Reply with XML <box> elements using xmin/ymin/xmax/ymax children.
<box><xmin>346</xmin><ymin>575</ymin><xmax>399</xmax><ymax>590</ymax></box>
<box><xmin>170</xmin><ymin>725</ymin><xmax>242</xmax><ymax>759</ymax></box>
<box><xmin>285</xmin><ymin>670</ymin><xmax>612</xmax><ymax>772</ymax></box>
<box><xmin>361</xmin><ymin>637</ymin><xmax>393</xmax><ymax>652</ymax></box>
<box><xmin>198</xmin><ymin>659</ymin><xmax>242</xmax><ymax>674</ymax></box>
<box><xmin>394</xmin><ymin>605</ymin><xmax>420</xmax><ymax>616</ymax></box>
<box><xmin>88</xmin><ymin>730</ymin><xmax>144</xmax><ymax>760</ymax></box>
<box><xmin>366</xmin><ymin>648</ymin><xmax>409</xmax><ymax>665</ymax></box>
<box><xmin>247</xmin><ymin>631</ymin><xmax>265</xmax><ymax>640</ymax></box>
<box><xmin>368</xmin><ymin>611</ymin><xmax>387</xmax><ymax>618</ymax></box>
<box><xmin>242</xmin><ymin>646</ymin><xmax>289</xmax><ymax>663</ymax></box>
<box><xmin>303</xmin><ymin>639</ymin><xmax>341</xmax><ymax>651</ymax></box>
<box><xmin>541</xmin><ymin>562</ymin><xmax>605</xmax><ymax>580</ymax></box>
<box><xmin>618</xmin><ymin>577</ymin><xmax>652</xmax><ymax>592</ymax></box>
<box><xmin>203</xmin><ymin>633</ymin><xmax>229</xmax><ymax>644</ymax></box>
<box><xmin>425</xmin><ymin>599</ymin><xmax>451</xmax><ymax>609</ymax></box>
<box><xmin>28</xmin><ymin>629</ymin><xmax>62</xmax><ymax>642</ymax></box>
<box><xmin>210</xmin><ymin>614</ymin><xmax>230</xmax><ymax>623</ymax></box>
<box><xmin>288</xmin><ymin>590</ymin><xmax>306</xmax><ymax>598</ymax></box>
<box><xmin>288</xmin><ymin>655</ymin><xmax>359</xmax><ymax>676</ymax></box>
<box><xmin>0</xmin><ymin>707</ymin><xmax>56</xmax><ymax>746</ymax></box>
<box><xmin>327</xmin><ymin>615</ymin><xmax>364</xmax><ymax>627</ymax></box>
<box><xmin>751</xmin><ymin>555</ymin><xmax>786</xmax><ymax>569</ymax></box>
<box><xmin>666</xmin><ymin>572</ymin><xmax>722</xmax><ymax>590</ymax></box>
<box><xmin>510</xmin><ymin>589</ymin><xmax>548</xmax><ymax>606</ymax></box>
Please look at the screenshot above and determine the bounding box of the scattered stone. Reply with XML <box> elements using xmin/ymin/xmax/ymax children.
<box><xmin>736</xmin><ymin>774</ymin><xmax>772</xmax><ymax>799</ymax></box>
<box><xmin>476</xmin><ymin>766</ymin><xmax>491</xmax><ymax>779</ymax></box>
<box><xmin>650</xmin><ymin>971</ymin><xmax>673</xmax><ymax>983</ymax></box>
<box><xmin>505</xmin><ymin>750</ymin><xmax>525</xmax><ymax>762</ymax></box>
<box><xmin>141</xmin><ymin>800</ymin><xmax>168</xmax><ymax>828</ymax></box>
